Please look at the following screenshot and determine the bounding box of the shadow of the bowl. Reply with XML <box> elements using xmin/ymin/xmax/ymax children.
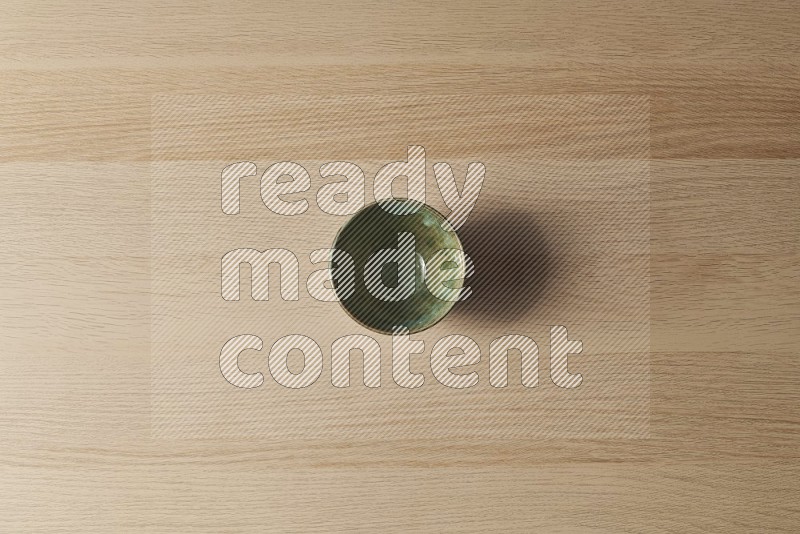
<box><xmin>451</xmin><ymin>208</ymin><xmax>558</xmax><ymax>323</ymax></box>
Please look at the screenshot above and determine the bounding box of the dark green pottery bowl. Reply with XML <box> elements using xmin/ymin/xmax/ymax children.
<box><xmin>332</xmin><ymin>200</ymin><xmax>465</xmax><ymax>334</ymax></box>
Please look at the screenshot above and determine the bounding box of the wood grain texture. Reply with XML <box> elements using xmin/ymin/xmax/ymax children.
<box><xmin>1</xmin><ymin>1</ymin><xmax>798</xmax><ymax>532</ymax></box>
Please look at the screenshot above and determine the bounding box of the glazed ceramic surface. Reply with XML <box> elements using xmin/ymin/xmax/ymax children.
<box><xmin>332</xmin><ymin>200</ymin><xmax>465</xmax><ymax>334</ymax></box>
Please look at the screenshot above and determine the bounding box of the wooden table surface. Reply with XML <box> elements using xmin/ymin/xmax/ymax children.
<box><xmin>1</xmin><ymin>1</ymin><xmax>798</xmax><ymax>532</ymax></box>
